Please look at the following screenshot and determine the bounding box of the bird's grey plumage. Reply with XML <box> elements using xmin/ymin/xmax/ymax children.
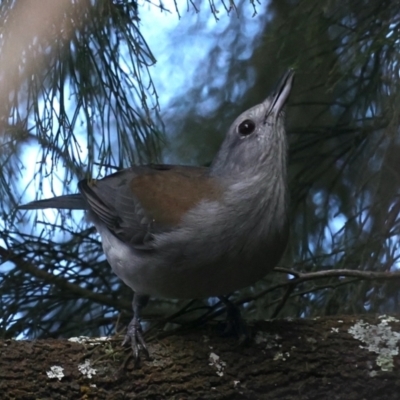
<box><xmin>19</xmin><ymin>70</ymin><xmax>295</xmax><ymax>361</ymax></box>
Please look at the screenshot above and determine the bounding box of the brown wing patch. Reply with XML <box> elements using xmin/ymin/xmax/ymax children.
<box><xmin>130</xmin><ymin>167</ymin><xmax>223</xmax><ymax>226</ymax></box>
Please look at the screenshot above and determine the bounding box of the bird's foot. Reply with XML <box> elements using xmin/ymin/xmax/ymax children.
<box><xmin>122</xmin><ymin>317</ymin><xmax>149</xmax><ymax>367</ymax></box>
<box><xmin>219</xmin><ymin>297</ymin><xmax>250</xmax><ymax>344</ymax></box>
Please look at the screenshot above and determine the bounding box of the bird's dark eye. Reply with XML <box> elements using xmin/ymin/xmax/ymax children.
<box><xmin>238</xmin><ymin>119</ymin><xmax>256</xmax><ymax>136</ymax></box>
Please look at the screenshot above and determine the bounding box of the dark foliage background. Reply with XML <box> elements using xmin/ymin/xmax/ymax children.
<box><xmin>1</xmin><ymin>0</ymin><xmax>400</xmax><ymax>340</ymax></box>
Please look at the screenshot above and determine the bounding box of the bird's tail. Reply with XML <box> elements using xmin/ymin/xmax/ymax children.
<box><xmin>18</xmin><ymin>194</ymin><xmax>86</xmax><ymax>210</ymax></box>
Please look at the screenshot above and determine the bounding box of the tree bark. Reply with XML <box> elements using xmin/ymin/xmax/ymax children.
<box><xmin>2</xmin><ymin>315</ymin><xmax>400</xmax><ymax>399</ymax></box>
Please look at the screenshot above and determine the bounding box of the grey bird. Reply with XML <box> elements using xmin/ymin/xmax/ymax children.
<box><xmin>19</xmin><ymin>69</ymin><xmax>294</xmax><ymax>363</ymax></box>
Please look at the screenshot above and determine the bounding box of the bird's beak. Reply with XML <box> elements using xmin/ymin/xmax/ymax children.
<box><xmin>264</xmin><ymin>69</ymin><xmax>295</xmax><ymax>122</ymax></box>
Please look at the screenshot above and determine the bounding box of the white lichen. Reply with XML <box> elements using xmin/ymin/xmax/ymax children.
<box><xmin>46</xmin><ymin>365</ymin><xmax>64</xmax><ymax>380</ymax></box>
<box><xmin>78</xmin><ymin>359</ymin><xmax>97</xmax><ymax>379</ymax></box>
<box><xmin>378</xmin><ymin>315</ymin><xmax>399</xmax><ymax>323</ymax></box>
<box><xmin>273</xmin><ymin>351</ymin><xmax>290</xmax><ymax>361</ymax></box>
<box><xmin>68</xmin><ymin>336</ymin><xmax>110</xmax><ymax>346</ymax></box>
<box><xmin>348</xmin><ymin>317</ymin><xmax>400</xmax><ymax>372</ymax></box>
<box><xmin>209</xmin><ymin>352</ymin><xmax>226</xmax><ymax>377</ymax></box>
<box><xmin>254</xmin><ymin>332</ymin><xmax>281</xmax><ymax>349</ymax></box>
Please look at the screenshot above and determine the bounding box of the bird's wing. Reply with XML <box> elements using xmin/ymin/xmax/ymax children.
<box><xmin>78</xmin><ymin>164</ymin><xmax>222</xmax><ymax>247</ymax></box>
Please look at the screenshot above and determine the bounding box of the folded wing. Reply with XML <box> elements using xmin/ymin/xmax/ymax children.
<box><xmin>78</xmin><ymin>164</ymin><xmax>222</xmax><ymax>246</ymax></box>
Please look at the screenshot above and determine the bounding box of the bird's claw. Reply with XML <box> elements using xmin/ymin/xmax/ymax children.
<box><xmin>219</xmin><ymin>297</ymin><xmax>250</xmax><ymax>343</ymax></box>
<box><xmin>122</xmin><ymin>318</ymin><xmax>149</xmax><ymax>366</ymax></box>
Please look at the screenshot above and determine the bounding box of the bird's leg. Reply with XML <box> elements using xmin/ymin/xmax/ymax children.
<box><xmin>218</xmin><ymin>296</ymin><xmax>249</xmax><ymax>343</ymax></box>
<box><xmin>122</xmin><ymin>293</ymin><xmax>150</xmax><ymax>365</ymax></box>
